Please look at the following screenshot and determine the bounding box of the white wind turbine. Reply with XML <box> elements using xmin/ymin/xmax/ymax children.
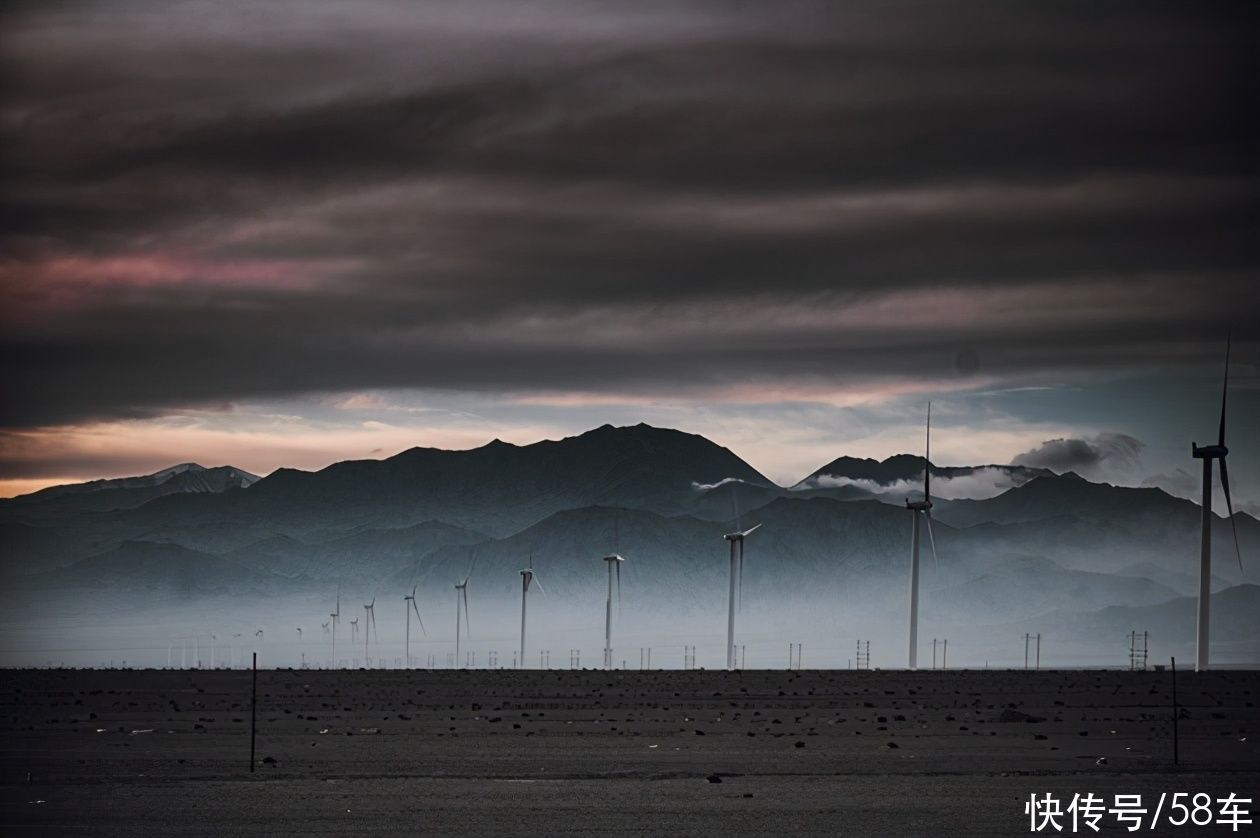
<box><xmin>722</xmin><ymin>523</ymin><xmax>761</xmax><ymax>671</ymax></box>
<box><xmin>905</xmin><ymin>403</ymin><xmax>939</xmax><ymax>671</ymax></box>
<box><xmin>363</xmin><ymin>597</ymin><xmax>377</xmax><ymax>665</ymax></box>
<box><xmin>602</xmin><ymin>554</ymin><xmax>624</xmax><ymax>670</ymax></box>
<box><xmin>519</xmin><ymin>563</ymin><xmax>545</xmax><ymax>669</ymax></box>
<box><xmin>1192</xmin><ymin>336</ymin><xmax>1246</xmax><ymax>672</ymax></box>
<box><xmin>454</xmin><ymin>558</ymin><xmax>474</xmax><ymax>666</ymax></box>
<box><xmin>404</xmin><ymin>584</ymin><xmax>426</xmax><ymax>668</ymax></box>
<box><xmin>350</xmin><ymin>617</ymin><xmax>359</xmax><ymax>644</ymax></box>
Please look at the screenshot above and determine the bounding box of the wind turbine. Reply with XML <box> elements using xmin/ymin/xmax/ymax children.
<box><xmin>519</xmin><ymin>565</ymin><xmax>545</xmax><ymax>669</ymax></box>
<box><xmin>602</xmin><ymin>554</ymin><xmax>624</xmax><ymax>669</ymax></box>
<box><xmin>722</xmin><ymin>524</ymin><xmax>761</xmax><ymax>671</ymax></box>
<box><xmin>454</xmin><ymin>559</ymin><xmax>473</xmax><ymax>666</ymax></box>
<box><xmin>905</xmin><ymin>402</ymin><xmax>939</xmax><ymax>671</ymax></box>
<box><xmin>363</xmin><ymin>597</ymin><xmax>377</xmax><ymax>665</ymax></box>
<box><xmin>350</xmin><ymin>617</ymin><xmax>359</xmax><ymax>644</ymax></box>
<box><xmin>404</xmin><ymin>585</ymin><xmax>426</xmax><ymax>667</ymax></box>
<box><xmin>1192</xmin><ymin>336</ymin><xmax>1246</xmax><ymax>672</ymax></box>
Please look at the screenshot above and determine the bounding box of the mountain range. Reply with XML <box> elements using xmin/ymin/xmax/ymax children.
<box><xmin>1</xmin><ymin>423</ymin><xmax>1256</xmax><ymax>666</ymax></box>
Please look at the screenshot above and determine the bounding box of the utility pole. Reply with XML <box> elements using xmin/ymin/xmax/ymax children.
<box><xmin>1171</xmin><ymin>657</ymin><xmax>1179</xmax><ymax>766</ymax></box>
<box><xmin>249</xmin><ymin>652</ymin><xmax>257</xmax><ymax>773</ymax></box>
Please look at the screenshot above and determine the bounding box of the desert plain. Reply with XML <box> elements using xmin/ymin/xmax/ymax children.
<box><xmin>1</xmin><ymin>667</ymin><xmax>1257</xmax><ymax>836</ymax></box>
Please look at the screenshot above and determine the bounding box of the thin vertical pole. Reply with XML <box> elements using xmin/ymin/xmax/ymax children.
<box><xmin>1036</xmin><ymin>634</ymin><xmax>1041</xmax><ymax>670</ymax></box>
<box><xmin>249</xmin><ymin>652</ymin><xmax>257</xmax><ymax>773</ymax></box>
<box><xmin>1171</xmin><ymin>657</ymin><xmax>1179</xmax><ymax>766</ymax></box>
<box><xmin>726</xmin><ymin>539</ymin><xmax>739</xmax><ymax>670</ymax></box>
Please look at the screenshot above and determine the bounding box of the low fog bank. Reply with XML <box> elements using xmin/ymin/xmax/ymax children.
<box><xmin>3</xmin><ymin>581</ymin><xmax>1256</xmax><ymax>671</ymax></box>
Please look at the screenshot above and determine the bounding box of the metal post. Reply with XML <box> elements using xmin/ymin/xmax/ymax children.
<box><xmin>1036</xmin><ymin>633</ymin><xmax>1041</xmax><ymax>670</ymax></box>
<box><xmin>1171</xmin><ymin>657</ymin><xmax>1179</xmax><ymax>766</ymax></box>
<box><xmin>249</xmin><ymin>652</ymin><xmax>257</xmax><ymax>773</ymax></box>
<box><xmin>726</xmin><ymin>539</ymin><xmax>739</xmax><ymax>670</ymax></box>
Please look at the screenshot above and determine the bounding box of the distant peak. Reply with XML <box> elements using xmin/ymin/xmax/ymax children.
<box><xmin>481</xmin><ymin>437</ymin><xmax>515</xmax><ymax>449</ymax></box>
<box><xmin>152</xmin><ymin>462</ymin><xmax>205</xmax><ymax>477</ymax></box>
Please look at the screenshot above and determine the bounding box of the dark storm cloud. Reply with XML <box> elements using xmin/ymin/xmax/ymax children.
<box><xmin>1012</xmin><ymin>433</ymin><xmax>1145</xmax><ymax>477</ymax></box>
<box><xmin>1</xmin><ymin>0</ymin><xmax>1258</xmax><ymax>427</ymax></box>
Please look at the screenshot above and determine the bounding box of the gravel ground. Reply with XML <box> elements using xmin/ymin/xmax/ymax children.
<box><xmin>2</xmin><ymin>668</ymin><xmax>1256</xmax><ymax>835</ymax></box>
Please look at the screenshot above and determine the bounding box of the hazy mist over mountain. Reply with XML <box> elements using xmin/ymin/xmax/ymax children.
<box><xmin>2</xmin><ymin>424</ymin><xmax>1255</xmax><ymax>670</ymax></box>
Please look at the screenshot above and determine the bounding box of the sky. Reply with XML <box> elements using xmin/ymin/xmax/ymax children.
<box><xmin>1</xmin><ymin>1</ymin><xmax>1257</xmax><ymax>508</ymax></box>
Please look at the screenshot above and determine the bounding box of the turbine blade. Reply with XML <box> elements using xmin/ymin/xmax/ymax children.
<box><xmin>1219</xmin><ymin>458</ymin><xmax>1245</xmax><ymax>575</ymax></box>
<box><xmin>737</xmin><ymin>541</ymin><xmax>744</xmax><ymax>612</ymax></box>
<box><xmin>925</xmin><ymin>401</ymin><xmax>932</xmax><ymax>502</ymax></box>
<box><xmin>731</xmin><ymin>483</ymin><xmax>741</xmax><ymax>532</ymax></box>
<box><xmin>533</xmin><ymin>573</ymin><xmax>546</xmax><ymax>596</ymax></box>
<box><xmin>412</xmin><ymin>598</ymin><xmax>426</xmax><ymax>636</ymax></box>
<box><xmin>462</xmin><ymin>587</ymin><xmax>471</xmax><ymax>638</ymax></box>
<box><xmin>924</xmin><ymin>510</ymin><xmax>940</xmax><ymax>570</ymax></box>
<box><xmin>739</xmin><ymin>523</ymin><xmax>762</xmax><ymax>538</ymax></box>
<box><xmin>615</xmin><ymin>559</ymin><xmax>622</xmax><ymax>617</ymax></box>
<box><xmin>1219</xmin><ymin>333</ymin><xmax>1230</xmax><ymax>447</ymax></box>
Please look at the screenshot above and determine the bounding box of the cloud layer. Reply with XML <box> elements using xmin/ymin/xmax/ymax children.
<box><xmin>1</xmin><ymin>1</ymin><xmax>1257</xmax><ymax>433</ymax></box>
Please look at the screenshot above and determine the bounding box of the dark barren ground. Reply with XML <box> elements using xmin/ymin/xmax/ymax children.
<box><xmin>1</xmin><ymin>668</ymin><xmax>1257</xmax><ymax>836</ymax></box>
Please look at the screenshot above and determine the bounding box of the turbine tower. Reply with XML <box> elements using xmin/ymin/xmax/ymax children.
<box><xmin>330</xmin><ymin>586</ymin><xmax>341</xmax><ymax>668</ymax></box>
<box><xmin>519</xmin><ymin>566</ymin><xmax>545</xmax><ymax>669</ymax></box>
<box><xmin>722</xmin><ymin>524</ymin><xmax>761</xmax><ymax>671</ymax></box>
<box><xmin>905</xmin><ymin>402</ymin><xmax>939</xmax><ymax>671</ymax></box>
<box><xmin>454</xmin><ymin>567</ymin><xmax>472</xmax><ymax>666</ymax></box>
<box><xmin>350</xmin><ymin>617</ymin><xmax>359</xmax><ymax>644</ymax></box>
<box><xmin>602</xmin><ymin>554</ymin><xmax>624</xmax><ymax>669</ymax></box>
<box><xmin>1192</xmin><ymin>336</ymin><xmax>1246</xmax><ymax>672</ymax></box>
<box><xmin>404</xmin><ymin>584</ymin><xmax>426</xmax><ymax>668</ymax></box>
